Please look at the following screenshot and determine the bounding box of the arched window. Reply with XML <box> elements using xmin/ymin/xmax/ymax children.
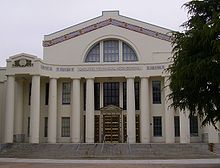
<box><xmin>122</xmin><ymin>43</ymin><xmax>138</xmax><ymax>62</ymax></box>
<box><xmin>85</xmin><ymin>40</ymin><xmax>138</xmax><ymax>63</ymax></box>
<box><xmin>85</xmin><ymin>43</ymin><xmax>100</xmax><ymax>62</ymax></box>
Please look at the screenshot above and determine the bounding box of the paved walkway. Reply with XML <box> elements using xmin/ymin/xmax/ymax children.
<box><xmin>0</xmin><ymin>158</ymin><xmax>220</xmax><ymax>164</ymax></box>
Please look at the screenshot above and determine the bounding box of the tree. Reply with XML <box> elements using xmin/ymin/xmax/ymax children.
<box><xmin>168</xmin><ymin>0</ymin><xmax>220</xmax><ymax>127</ymax></box>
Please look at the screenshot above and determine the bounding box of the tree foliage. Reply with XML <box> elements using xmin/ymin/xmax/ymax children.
<box><xmin>168</xmin><ymin>0</ymin><xmax>220</xmax><ymax>126</ymax></box>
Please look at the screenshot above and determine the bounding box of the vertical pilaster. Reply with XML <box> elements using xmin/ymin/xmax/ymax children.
<box><xmin>86</xmin><ymin>78</ymin><xmax>94</xmax><ymax>143</ymax></box>
<box><xmin>164</xmin><ymin>76</ymin><xmax>175</xmax><ymax>143</ymax></box>
<box><xmin>140</xmin><ymin>77</ymin><xmax>150</xmax><ymax>143</ymax></box>
<box><xmin>126</xmin><ymin>77</ymin><xmax>136</xmax><ymax>143</ymax></box>
<box><xmin>48</xmin><ymin>78</ymin><xmax>57</xmax><ymax>143</ymax></box>
<box><xmin>30</xmin><ymin>75</ymin><xmax>40</xmax><ymax>143</ymax></box>
<box><xmin>14</xmin><ymin>79</ymin><xmax>24</xmax><ymax>142</ymax></box>
<box><xmin>4</xmin><ymin>75</ymin><xmax>15</xmax><ymax>143</ymax></box>
<box><xmin>71</xmin><ymin>78</ymin><xmax>81</xmax><ymax>143</ymax></box>
<box><xmin>180</xmin><ymin>110</ymin><xmax>190</xmax><ymax>143</ymax></box>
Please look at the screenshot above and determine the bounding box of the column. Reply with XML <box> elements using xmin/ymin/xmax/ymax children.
<box><xmin>4</xmin><ymin>75</ymin><xmax>15</xmax><ymax>143</ymax></box>
<box><xmin>71</xmin><ymin>78</ymin><xmax>81</xmax><ymax>143</ymax></box>
<box><xmin>126</xmin><ymin>77</ymin><xmax>136</xmax><ymax>143</ymax></box>
<box><xmin>30</xmin><ymin>75</ymin><xmax>40</xmax><ymax>143</ymax></box>
<box><xmin>208</xmin><ymin>124</ymin><xmax>219</xmax><ymax>143</ymax></box>
<box><xmin>14</xmin><ymin>79</ymin><xmax>24</xmax><ymax>142</ymax></box>
<box><xmin>86</xmin><ymin>78</ymin><xmax>94</xmax><ymax>143</ymax></box>
<box><xmin>164</xmin><ymin>76</ymin><xmax>175</xmax><ymax>143</ymax></box>
<box><xmin>48</xmin><ymin>78</ymin><xmax>57</xmax><ymax>143</ymax></box>
<box><xmin>140</xmin><ymin>77</ymin><xmax>150</xmax><ymax>143</ymax></box>
<box><xmin>180</xmin><ymin>110</ymin><xmax>190</xmax><ymax>143</ymax></box>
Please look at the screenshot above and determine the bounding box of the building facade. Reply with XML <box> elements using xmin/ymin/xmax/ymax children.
<box><xmin>0</xmin><ymin>11</ymin><xmax>219</xmax><ymax>144</ymax></box>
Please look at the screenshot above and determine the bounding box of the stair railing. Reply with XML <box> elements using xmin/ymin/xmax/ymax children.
<box><xmin>101</xmin><ymin>135</ymin><xmax>106</xmax><ymax>153</ymax></box>
<box><xmin>127</xmin><ymin>135</ymin><xmax>131</xmax><ymax>154</ymax></box>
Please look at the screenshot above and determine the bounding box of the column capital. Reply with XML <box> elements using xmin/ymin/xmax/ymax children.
<box><xmin>140</xmin><ymin>76</ymin><xmax>150</xmax><ymax>79</ymax></box>
<box><xmin>71</xmin><ymin>77</ymin><xmax>81</xmax><ymax>80</ymax></box>
<box><xmin>125</xmin><ymin>76</ymin><xmax>135</xmax><ymax>79</ymax></box>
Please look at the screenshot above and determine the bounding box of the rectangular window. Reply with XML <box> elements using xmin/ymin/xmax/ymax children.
<box><xmin>62</xmin><ymin>82</ymin><xmax>71</xmax><ymax>105</ymax></box>
<box><xmin>27</xmin><ymin>117</ymin><xmax>30</xmax><ymax>137</ymax></box>
<box><xmin>103</xmin><ymin>40</ymin><xmax>119</xmax><ymax>62</ymax></box>
<box><xmin>61</xmin><ymin>117</ymin><xmax>70</xmax><ymax>137</ymax></box>
<box><xmin>94</xmin><ymin>83</ymin><xmax>100</xmax><ymax>110</ymax></box>
<box><xmin>45</xmin><ymin>82</ymin><xmax>49</xmax><ymax>105</ymax></box>
<box><xmin>103</xmin><ymin>82</ymin><xmax>119</xmax><ymax>106</ymax></box>
<box><xmin>153</xmin><ymin>116</ymin><xmax>162</xmax><ymax>137</ymax></box>
<box><xmin>44</xmin><ymin>117</ymin><xmax>48</xmax><ymax>137</ymax></box>
<box><xmin>190</xmin><ymin>116</ymin><xmax>198</xmax><ymax>136</ymax></box>
<box><xmin>28</xmin><ymin>83</ymin><xmax>32</xmax><ymax>105</ymax></box>
<box><xmin>174</xmin><ymin>116</ymin><xmax>180</xmax><ymax>137</ymax></box>
<box><xmin>152</xmin><ymin>81</ymin><xmax>161</xmax><ymax>104</ymax></box>
<box><xmin>135</xmin><ymin>82</ymin><xmax>140</xmax><ymax>110</ymax></box>
<box><xmin>123</xmin><ymin>82</ymin><xmax>127</xmax><ymax>110</ymax></box>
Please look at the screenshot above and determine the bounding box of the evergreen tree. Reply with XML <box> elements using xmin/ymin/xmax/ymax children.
<box><xmin>168</xmin><ymin>0</ymin><xmax>220</xmax><ymax>126</ymax></box>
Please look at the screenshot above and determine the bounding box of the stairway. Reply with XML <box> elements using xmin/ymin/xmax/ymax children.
<box><xmin>0</xmin><ymin>143</ymin><xmax>219</xmax><ymax>159</ymax></box>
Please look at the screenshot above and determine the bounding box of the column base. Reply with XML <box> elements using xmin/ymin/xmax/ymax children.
<box><xmin>13</xmin><ymin>134</ymin><xmax>25</xmax><ymax>143</ymax></box>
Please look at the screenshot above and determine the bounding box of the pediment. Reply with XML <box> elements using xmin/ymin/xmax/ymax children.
<box><xmin>100</xmin><ymin>105</ymin><xmax>123</xmax><ymax>113</ymax></box>
<box><xmin>8</xmin><ymin>53</ymin><xmax>39</xmax><ymax>68</ymax></box>
<box><xmin>43</xmin><ymin>12</ymin><xmax>172</xmax><ymax>47</ymax></box>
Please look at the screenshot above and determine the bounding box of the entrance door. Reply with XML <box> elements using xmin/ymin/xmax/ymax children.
<box><xmin>103</xmin><ymin>114</ymin><xmax>120</xmax><ymax>143</ymax></box>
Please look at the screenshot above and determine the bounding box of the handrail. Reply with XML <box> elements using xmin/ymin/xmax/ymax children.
<box><xmin>127</xmin><ymin>135</ymin><xmax>131</xmax><ymax>154</ymax></box>
<box><xmin>101</xmin><ymin>135</ymin><xmax>106</xmax><ymax>153</ymax></box>
<box><xmin>76</xmin><ymin>136</ymin><xmax>83</xmax><ymax>152</ymax></box>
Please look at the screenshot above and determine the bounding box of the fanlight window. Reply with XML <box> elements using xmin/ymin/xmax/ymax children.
<box><xmin>85</xmin><ymin>43</ymin><xmax>100</xmax><ymax>62</ymax></box>
<box><xmin>85</xmin><ymin>40</ymin><xmax>138</xmax><ymax>63</ymax></box>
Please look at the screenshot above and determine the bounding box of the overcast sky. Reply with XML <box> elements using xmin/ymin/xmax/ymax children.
<box><xmin>0</xmin><ymin>0</ymin><xmax>189</xmax><ymax>67</ymax></box>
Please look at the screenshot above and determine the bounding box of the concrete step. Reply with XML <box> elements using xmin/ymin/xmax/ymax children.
<box><xmin>0</xmin><ymin>143</ymin><xmax>219</xmax><ymax>159</ymax></box>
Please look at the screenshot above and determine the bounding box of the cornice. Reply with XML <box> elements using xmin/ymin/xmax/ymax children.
<box><xmin>43</xmin><ymin>18</ymin><xmax>172</xmax><ymax>47</ymax></box>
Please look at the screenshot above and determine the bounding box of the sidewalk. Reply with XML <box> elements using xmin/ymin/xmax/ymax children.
<box><xmin>1</xmin><ymin>158</ymin><xmax>220</xmax><ymax>164</ymax></box>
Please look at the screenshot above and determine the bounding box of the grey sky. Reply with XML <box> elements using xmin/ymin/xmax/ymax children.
<box><xmin>0</xmin><ymin>0</ymin><xmax>189</xmax><ymax>67</ymax></box>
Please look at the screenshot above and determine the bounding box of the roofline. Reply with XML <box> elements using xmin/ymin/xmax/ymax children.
<box><xmin>44</xmin><ymin>10</ymin><xmax>173</xmax><ymax>38</ymax></box>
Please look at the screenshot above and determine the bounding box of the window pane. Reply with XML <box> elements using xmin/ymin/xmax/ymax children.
<box><xmin>190</xmin><ymin>116</ymin><xmax>198</xmax><ymax>136</ymax></box>
<box><xmin>103</xmin><ymin>82</ymin><xmax>119</xmax><ymax>106</ymax></box>
<box><xmin>85</xmin><ymin>43</ymin><xmax>100</xmax><ymax>62</ymax></box>
<box><xmin>135</xmin><ymin>82</ymin><xmax>140</xmax><ymax>110</ymax></box>
<box><xmin>123</xmin><ymin>82</ymin><xmax>127</xmax><ymax>110</ymax></box>
<box><xmin>174</xmin><ymin>116</ymin><xmax>180</xmax><ymax>137</ymax></box>
<box><xmin>44</xmin><ymin>117</ymin><xmax>48</xmax><ymax>137</ymax></box>
<box><xmin>123</xmin><ymin>43</ymin><xmax>138</xmax><ymax>62</ymax></box>
<box><xmin>62</xmin><ymin>82</ymin><xmax>71</xmax><ymax>104</ymax></box>
<box><xmin>94</xmin><ymin>83</ymin><xmax>100</xmax><ymax>110</ymax></box>
<box><xmin>45</xmin><ymin>82</ymin><xmax>49</xmax><ymax>105</ymax></box>
<box><xmin>103</xmin><ymin>40</ymin><xmax>119</xmax><ymax>62</ymax></box>
<box><xmin>153</xmin><ymin>116</ymin><xmax>162</xmax><ymax>136</ymax></box>
<box><xmin>152</xmin><ymin>81</ymin><xmax>161</xmax><ymax>104</ymax></box>
<box><xmin>61</xmin><ymin>117</ymin><xmax>70</xmax><ymax>137</ymax></box>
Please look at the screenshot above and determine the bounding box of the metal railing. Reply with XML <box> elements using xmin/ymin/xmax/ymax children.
<box><xmin>101</xmin><ymin>135</ymin><xmax>106</xmax><ymax>153</ymax></box>
<box><xmin>127</xmin><ymin>135</ymin><xmax>131</xmax><ymax>154</ymax></box>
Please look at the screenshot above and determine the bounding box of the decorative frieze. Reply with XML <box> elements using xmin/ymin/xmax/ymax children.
<box><xmin>12</xmin><ymin>59</ymin><xmax>33</xmax><ymax>67</ymax></box>
<box><xmin>43</xmin><ymin>18</ymin><xmax>172</xmax><ymax>47</ymax></box>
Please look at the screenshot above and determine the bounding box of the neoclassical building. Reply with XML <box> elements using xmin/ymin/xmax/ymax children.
<box><xmin>0</xmin><ymin>11</ymin><xmax>219</xmax><ymax>144</ymax></box>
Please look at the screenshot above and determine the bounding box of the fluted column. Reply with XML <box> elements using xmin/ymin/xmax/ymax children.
<box><xmin>14</xmin><ymin>79</ymin><xmax>24</xmax><ymax>142</ymax></box>
<box><xmin>86</xmin><ymin>78</ymin><xmax>94</xmax><ymax>143</ymax></box>
<box><xmin>164</xmin><ymin>76</ymin><xmax>175</xmax><ymax>143</ymax></box>
<box><xmin>30</xmin><ymin>75</ymin><xmax>40</xmax><ymax>143</ymax></box>
<box><xmin>48</xmin><ymin>78</ymin><xmax>57</xmax><ymax>143</ymax></box>
<box><xmin>180</xmin><ymin>110</ymin><xmax>190</xmax><ymax>143</ymax></box>
<box><xmin>71</xmin><ymin>78</ymin><xmax>81</xmax><ymax>143</ymax></box>
<box><xmin>126</xmin><ymin>77</ymin><xmax>136</xmax><ymax>143</ymax></box>
<box><xmin>140</xmin><ymin>77</ymin><xmax>150</xmax><ymax>143</ymax></box>
<box><xmin>4</xmin><ymin>75</ymin><xmax>15</xmax><ymax>143</ymax></box>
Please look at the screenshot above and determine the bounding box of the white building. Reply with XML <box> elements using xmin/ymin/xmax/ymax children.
<box><xmin>0</xmin><ymin>11</ymin><xmax>219</xmax><ymax>144</ymax></box>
